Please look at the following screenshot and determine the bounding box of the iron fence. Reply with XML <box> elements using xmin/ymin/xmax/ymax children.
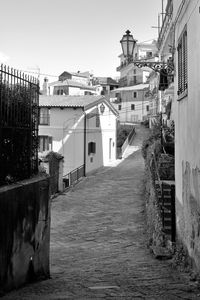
<box><xmin>63</xmin><ymin>165</ymin><xmax>85</xmax><ymax>188</ymax></box>
<box><xmin>0</xmin><ymin>64</ymin><xmax>39</xmax><ymax>186</ymax></box>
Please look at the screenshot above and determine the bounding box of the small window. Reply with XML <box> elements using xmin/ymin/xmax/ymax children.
<box><xmin>88</xmin><ymin>142</ymin><xmax>96</xmax><ymax>155</ymax></box>
<box><xmin>39</xmin><ymin>108</ymin><xmax>49</xmax><ymax>125</ymax></box>
<box><xmin>39</xmin><ymin>136</ymin><xmax>52</xmax><ymax>152</ymax></box>
<box><xmin>134</xmin><ymin>76</ymin><xmax>136</xmax><ymax>84</ymax></box>
<box><xmin>133</xmin><ymin>92</ymin><xmax>137</xmax><ymax>98</ymax></box>
<box><xmin>131</xmin><ymin>104</ymin><xmax>135</xmax><ymax>110</ymax></box>
<box><xmin>118</xmin><ymin>104</ymin><xmax>121</xmax><ymax>110</ymax></box>
<box><xmin>146</xmin><ymin>105</ymin><xmax>149</xmax><ymax>112</ymax></box>
<box><xmin>146</xmin><ymin>51</ymin><xmax>152</xmax><ymax>58</ymax></box>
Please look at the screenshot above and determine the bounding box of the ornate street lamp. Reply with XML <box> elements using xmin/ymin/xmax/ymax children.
<box><xmin>119</xmin><ymin>30</ymin><xmax>174</xmax><ymax>75</ymax></box>
<box><xmin>120</xmin><ymin>30</ymin><xmax>137</xmax><ymax>61</ymax></box>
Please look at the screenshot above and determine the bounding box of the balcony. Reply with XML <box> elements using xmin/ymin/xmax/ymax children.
<box><xmin>157</xmin><ymin>0</ymin><xmax>173</xmax><ymax>50</ymax></box>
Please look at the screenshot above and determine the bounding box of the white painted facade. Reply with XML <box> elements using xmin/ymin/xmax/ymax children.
<box><xmin>170</xmin><ymin>0</ymin><xmax>200</xmax><ymax>269</ymax></box>
<box><xmin>110</xmin><ymin>84</ymin><xmax>149</xmax><ymax>123</ymax></box>
<box><xmin>38</xmin><ymin>96</ymin><xmax>118</xmax><ymax>177</ymax></box>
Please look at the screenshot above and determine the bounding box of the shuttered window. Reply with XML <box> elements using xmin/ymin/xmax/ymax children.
<box><xmin>177</xmin><ymin>26</ymin><xmax>187</xmax><ymax>98</ymax></box>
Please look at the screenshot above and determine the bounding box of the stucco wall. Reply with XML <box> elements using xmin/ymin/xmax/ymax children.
<box><xmin>39</xmin><ymin>103</ymin><xmax>117</xmax><ymax>177</ymax></box>
<box><xmin>0</xmin><ymin>176</ymin><xmax>50</xmax><ymax>292</ymax></box>
<box><xmin>174</xmin><ymin>0</ymin><xmax>200</xmax><ymax>270</ymax></box>
<box><xmin>111</xmin><ymin>95</ymin><xmax>149</xmax><ymax>123</ymax></box>
<box><xmin>86</xmin><ymin>103</ymin><xmax>117</xmax><ymax>174</ymax></box>
<box><xmin>39</xmin><ymin>108</ymin><xmax>84</xmax><ymax>176</ymax></box>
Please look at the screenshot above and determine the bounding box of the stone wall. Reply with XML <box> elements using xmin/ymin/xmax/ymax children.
<box><xmin>0</xmin><ymin>176</ymin><xmax>50</xmax><ymax>293</ymax></box>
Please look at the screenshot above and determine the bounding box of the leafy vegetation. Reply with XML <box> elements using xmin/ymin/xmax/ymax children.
<box><xmin>117</xmin><ymin>124</ymin><xmax>133</xmax><ymax>148</ymax></box>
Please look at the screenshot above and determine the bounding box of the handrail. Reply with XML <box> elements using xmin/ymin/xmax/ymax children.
<box><xmin>63</xmin><ymin>164</ymin><xmax>85</xmax><ymax>188</ymax></box>
<box><xmin>121</xmin><ymin>127</ymin><xmax>136</xmax><ymax>155</ymax></box>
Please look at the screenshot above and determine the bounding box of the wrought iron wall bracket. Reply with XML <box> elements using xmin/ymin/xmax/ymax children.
<box><xmin>125</xmin><ymin>57</ymin><xmax>174</xmax><ymax>75</ymax></box>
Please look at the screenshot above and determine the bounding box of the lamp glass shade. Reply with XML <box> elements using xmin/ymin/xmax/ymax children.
<box><xmin>120</xmin><ymin>30</ymin><xmax>136</xmax><ymax>57</ymax></box>
<box><xmin>100</xmin><ymin>103</ymin><xmax>105</xmax><ymax>114</ymax></box>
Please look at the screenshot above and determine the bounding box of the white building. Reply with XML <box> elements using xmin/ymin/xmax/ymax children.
<box><xmin>39</xmin><ymin>95</ymin><xmax>118</xmax><ymax>177</ymax></box>
<box><xmin>42</xmin><ymin>71</ymin><xmax>98</xmax><ymax>96</ymax></box>
<box><xmin>172</xmin><ymin>0</ymin><xmax>200</xmax><ymax>270</ymax></box>
<box><xmin>110</xmin><ymin>84</ymin><xmax>149</xmax><ymax>123</ymax></box>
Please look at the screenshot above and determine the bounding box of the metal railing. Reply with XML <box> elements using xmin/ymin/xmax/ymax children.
<box><xmin>63</xmin><ymin>165</ymin><xmax>85</xmax><ymax>188</ymax></box>
<box><xmin>0</xmin><ymin>64</ymin><xmax>39</xmax><ymax>186</ymax></box>
<box><xmin>121</xmin><ymin>127</ymin><xmax>136</xmax><ymax>156</ymax></box>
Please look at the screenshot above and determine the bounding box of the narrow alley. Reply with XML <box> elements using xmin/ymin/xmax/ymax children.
<box><xmin>2</xmin><ymin>126</ymin><xmax>200</xmax><ymax>299</ymax></box>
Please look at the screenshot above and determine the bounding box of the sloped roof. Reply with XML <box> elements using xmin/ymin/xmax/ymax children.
<box><xmin>112</xmin><ymin>83</ymin><xmax>149</xmax><ymax>92</ymax></box>
<box><xmin>39</xmin><ymin>95</ymin><xmax>118</xmax><ymax>116</ymax></box>
<box><xmin>59</xmin><ymin>71</ymin><xmax>89</xmax><ymax>78</ymax></box>
<box><xmin>96</xmin><ymin>77</ymin><xmax>119</xmax><ymax>86</ymax></box>
<box><xmin>49</xmin><ymin>79</ymin><xmax>95</xmax><ymax>90</ymax></box>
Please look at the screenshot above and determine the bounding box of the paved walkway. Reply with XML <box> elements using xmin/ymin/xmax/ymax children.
<box><xmin>3</xmin><ymin>126</ymin><xmax>200</xmax><ymax>299</ymax></box>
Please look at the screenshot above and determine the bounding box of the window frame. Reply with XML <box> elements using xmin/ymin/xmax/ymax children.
<box><xmin>39</xmin><ymin>108</ymin><xmax>50</xmax><ymax>125</ymax></box>
<box><xmin>177</xmin><ymin>25</ymin><xmax>188</xmax><ymax>101</ymax></box>
<box><xmin>39</xmin><ymin>135</ymin><xmax>52</xmax><ymax>152</ymax></box>
<box><xmin>88</xmin><ymin>142</ymin><xmax>96</xmax><ymax>155</ymax></box>
<box><xmin>131</xmin><ymin>104</ymin><xmax>135</xmax><ymax>110</ymax></box>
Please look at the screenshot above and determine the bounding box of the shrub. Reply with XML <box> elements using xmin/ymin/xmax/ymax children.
<box><xmin>117</xmin><ymin>126</ymin><xmax>132</xmax><ymax>148</ymax></box>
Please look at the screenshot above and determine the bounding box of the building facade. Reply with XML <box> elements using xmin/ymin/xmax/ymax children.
<box><xmin>38</xmin><ymin>95</ymin><xmax>118</xmax><ymax>177</ymax></box>
<box><xmin>173</xmin><ymin>0</ymin><xmax>200</xmax><ymax>270</ymax></box>
<box><xmin>158</xmin><ymin>0</ymin><xmax>200</xmax><ymax>271</ymax></box>
<box><xmin>110</xmin><ymin>84</ymin><xmax>149</xmax><ymax>123</ymax></box>
<box><xmin>41</xmin><ymin>71</ymin><xmax>97</xmax><ymax>96</ymax></box>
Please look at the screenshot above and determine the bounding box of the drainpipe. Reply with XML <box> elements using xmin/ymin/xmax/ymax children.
<box><xmin>83</xmin><ymin>110</ymin><xmax>86</xmax><ymax>176</ymax></box>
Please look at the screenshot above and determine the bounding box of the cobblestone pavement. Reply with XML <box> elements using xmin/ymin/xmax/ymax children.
<box><xmin>2</xmin><ymin>126</ymin><xmax>200</xmax><ymax>299</ymax></box>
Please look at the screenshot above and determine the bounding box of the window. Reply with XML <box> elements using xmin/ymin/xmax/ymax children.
<box><xmin>134</xmin><ymin>76</ymin><xmax>136</xmax><ymax>84</ymax></box>
<box><xmin>133</xmin><ymin>92</ymin><xmax>137</xmax><ymax>98</ymax></box>
<box><xmin>177</xmin><ymin>26</ymin><xmax>187</xmax><ymax>99</ymax></box>
<box><xmin>118</xmin><ymin>104</ymin><xmax>121</xmax><ymax>110</ymax></box>
<box><xmin>146</xmin><ymin>105</ymin><xmax>149</xmax><ymax>112</ymax></box>
<box><xmin>146</xmin><ymin>51</ymin><xmax>152</xmax><ymax>58</ymax></box>
<box><xmin>134</xmin><ymin>69</ymin><xmax>136</xmax><ymax>74</ymax></box>
<box><xmin>131</xmin><ymin>104</ymin><xmax>135</xmax><ymax>110</ymax></box>
<box><xmin>39</xmin><ymin>108</ymin><xmax>49</xmax><ymax>125</ymax></box>
<box><xmin>88</xmin><ymin>142</ymin><xmax>96</xmax><ymax>155</ymax></box>
<box><xmin>39</xmin><ymin>136</ymin><xmax>52</xmax><ymax>152</ymax></box>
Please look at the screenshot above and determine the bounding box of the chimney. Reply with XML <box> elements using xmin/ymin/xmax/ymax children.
<box><xmin>43</xmin><ymin>77</ymin><xmax>49</xmax><ymax>95</ymax></box>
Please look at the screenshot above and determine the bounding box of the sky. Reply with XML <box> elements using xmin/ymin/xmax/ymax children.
<box><xmin>0</xmin><ymin>0</ymin><xmax>165</xmax><ymax>82</ymax></box>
